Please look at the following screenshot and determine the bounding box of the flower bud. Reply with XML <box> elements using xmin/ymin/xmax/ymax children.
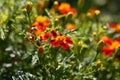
<box><xmin>54</xmin><ymin>1</ymin><xmax>59</xmax><ymax>6</ymax></box>
<box><xmin>37</xmin><ymin>1</ymin><xmax>44</xmax><ymax>15</ymax></box>
<box><xmin>27</xmin><ymin>1</ymin><xmax>33</xmax><ymax>8</ymax></box>
<box><xmin>22</xmin><ymin>8</ymin><xmax>27</xmax><ymax>13</ymax></box>
<box><xmin>102</xmin><ymin>26</ymin><xmax>107</xmax><ymax>30</ymax></box>
<box><xmin>26</xmin><ymin>1</ymin><xmax>33</xmax><ymax>13</ymax></box>
<box><xmin>92</xmin><ymin>32</ymin><xmax>97</xmax><ymax>37</ymax></box>
<box><xmin>38</xmin><ymin>46</ymin><xmax>44</xmax><ymax>55</ymax></box>
<box><xmin>95</xmin><ymin>10</ymin><xmax>100</xmax><ymax>15</ymax></box>
<box><xmin>97</xmin><ymin>60</ymin><xmax>103</xmax><ymax>69</ymax></box>
<box><xmin>78</xmin><ymin>41</ymin><xmax>83</xmax><ymax>47</ymax></box>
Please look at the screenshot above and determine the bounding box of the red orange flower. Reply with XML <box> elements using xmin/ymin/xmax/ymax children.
<box><xmin>32</xmin><ymin>16</ymin><xmax>50</xmax><ymax>36</ymax></box>
<box><xmin>40</xmin><ymin>32</ymin><xmax>50</xmax><ymax>42</ymax></box>
<box><xmin>102</xmin><ymin>36</ymin><xmax>120</xmax><ymax>56</ymax></box>
<box><xmin>56</xmin><ymin>2</ymin><xmax>77</xmax><ymax>15</ymax></box>
<box><xmin>109</xmin><ymin>23</ymin><xmax>120</xmax><ymax>32</ymax></box>
<box><xmin>50</xmin><ymin>30</ymin><xmax>73</xmax><ymax>50</ymax></box>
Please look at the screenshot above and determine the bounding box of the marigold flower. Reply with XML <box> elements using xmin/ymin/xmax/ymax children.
<box><xmin>102</xmin><ymin>36</ymin><xmax>120</xmax><ymax>56</ymax></box>
<box><xmin>66</xmin><ymin>23</ymin><xmax>76</xmax><ymax>31</ymax></box>
<box><xmin>31</xmin><ymin>16</ymin><xmax>50</xmax><ymax>36</ymax></box>
<box><xmin>109</xmin><ymin>23</ymin><xmax>120</xmax><ymax>32</ymax></box>
<box><xmin>56</xmin><ymin>2</ymin><xmax>77</xmax><ymax>15</ymax></box>
<box><xmin>50</xmin><ymin>30</ymin><xmax>73</xmax><ymax>50</ymax></box>
<box><xmin>40</xmin><ymin>32</ymin><xmax>50</xmax><ymax>41</ymax></box>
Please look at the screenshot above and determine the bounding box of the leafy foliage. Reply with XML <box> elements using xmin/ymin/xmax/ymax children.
<box><xmin>0</xmin><ymin>0</ymin><xmax>120</xmax><ymax>80</ymax></box>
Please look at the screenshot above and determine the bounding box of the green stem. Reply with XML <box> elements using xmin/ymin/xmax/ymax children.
<box><xmin>27</xmin><ymin>13</ymin><xmax>32</xmax><ymax>27</ymax></box>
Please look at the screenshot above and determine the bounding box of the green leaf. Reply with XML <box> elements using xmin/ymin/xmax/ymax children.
<box><xmin>0</xmin><ymin>27</ymin><xmax>5</xmax><ymax>40</ymax></box>
<box><xmin>31</xmin><ymin>52</ymin><xmax>39</xmax><ymax>66</ymax></box>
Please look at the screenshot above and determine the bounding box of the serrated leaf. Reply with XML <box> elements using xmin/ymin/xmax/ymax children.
<box><xmin>0</xmin><ymin>27</ymin><xmax>5</xmax><ymax>40</ymax></box>
<box><xmin>31</xmin><ymin>52</ymin><xmax>39</xmax><ymax>66</ymax></box>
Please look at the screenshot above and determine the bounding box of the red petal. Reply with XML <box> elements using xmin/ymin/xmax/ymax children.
<box><xmin>41</xmin><ymin>32</ymin><xmax>50</xmax><ymax>41</ymax></box>
<box><xmin>109</xmin><ymin>23</ymin><xmax>117</xmax><ymax>28</ymax></box>
<box><xmin>102</xmin><ymin>36</ymin><xmax>113</xmax><ymax>45</ymax></box>
<box><xmin>50</xmin><ymin>40</ymin><xmax>59</xmax><ymax>47</ymax></box>
<box><xmin>61</xmin><ymin>43</ymin><xmax>70</xmax><ymax>50</ymax></box>
<box><xmin>61</xmin><ymin>9</ymin><xmax>69</xmax><ymax>14</ymax></box>
<box><xmin>66</xmin><ymin>37</ymin><xmax>73</xmax><ymax>44</ymax></box>
<box><xmin>51</xmin><ymin>30</ymin><xmax>57</xmax><ymax>38</ymax></box>
<box><xmin>102</xmin><ymin>47</ymin><xmax>114</xmax><ymax>56</ymax></box>
<box><xmin>70</xmin><ymin>8</ymin><xmax>77</xmax><ymax>14</ymax></box>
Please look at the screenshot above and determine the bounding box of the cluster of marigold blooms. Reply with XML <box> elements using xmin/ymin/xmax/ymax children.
<box><xmin>102</xmin><ymin>23</ymin><xmax>120</xmax><ymax>60</ymax></box>
<box><xmin>27</xmin><ymin>2</ymin><xmax>78</xmax><ymax>54</ymax></box>
<box><xmin>27</xmin><ymin>2</ymin><xmax>102</xmax><ymax>55</ymax></box>
<box><xmin>28</xmin><ymin>16</ymin><xmax>73</xmax><ymax>51</ymax></box>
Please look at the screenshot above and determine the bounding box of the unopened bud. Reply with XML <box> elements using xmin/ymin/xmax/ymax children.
<box><xmin>78</xmin><ymin>41</ymin><xmax>83</xmax><ymax>47</ymax></box>
<box><xmin>27</xmin><ymin>1</ymin><xmax>33</xmax><ymax>8</ymax></box>
<box><xmin>38</xmin><ymin>46</ymin><xmax>44</xmax><ymax>55</ymax></box>
<box><xmin>26</xmin><ymin>1</ymin><xmax>33</xmax><ymax>13</ymax></box>
<box><xmin>87</xmin><ymin>12</ymin><xmax>92</xmax><ymax>17</ymax></box>
<box><xmin>54</xmin><ymin>1</ymin><xmax>59</xmax><ymax>6</ymax></box>
<box><xmin>95</xmin><ymin>10</ymin><xmax>100</xmax><ymax>15</ymax></box>
<box><xmin>97</xmin><ymin>60</ymin><xmax>103</xmax><ymax>69</ymax></box>
<box><xmin>22</xmin><ymin>8</ymin><xmax>27</xmax><ymax>13</ymax></box>
<box><xmin>103</xmin><ymin>26</ymin><xmax>107</xmax><ymax>30</ymax></box>
<box><xmin>92</xmin><ymin>32</ymin><xmax>97</xmax><ymax>37</ymax></box>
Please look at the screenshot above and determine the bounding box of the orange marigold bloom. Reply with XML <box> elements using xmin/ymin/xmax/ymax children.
<box><xmin>56</xmin><ymin>2</ymin><xmax>77</xmax><ymax>15</ymax></box>
<box><xmin>66</xmin><ymin>23</ymin><xmax>76</xmax><ymax>31</ymax></box>
<box><xmin>50</xmin><ymin>30</ymin><xmax>73</xmax><ymax>50</ymax></box>
<box><xmin>109</xmin><ymin>23</ymin><xmax>120</xmax><ymax>32</ymax></box>
<box><xmin>32</xmin><ymin>16</ymin><xmax>50</xmax><ymax>36</ymax></box>
<box><xmin>102</xmin><ymin>36</ymin><xmax>120</xmax><ymax>56</ymax></box>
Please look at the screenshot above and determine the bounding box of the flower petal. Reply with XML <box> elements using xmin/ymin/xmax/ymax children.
<box><xmin>51</xmin><ymin>30</ymin><xmax>57</xmax><ymax>38</ymax></box>
<box><xmin>102</xmin><ymin>47</ymin><xmax>114</xmax><ymax>56</ymax></box>
<box><xmin>50</xmin><ymin>40</ymin><xmax>59</xmax><ymax>47</ymax></box>
<box><xmin>102</xmin><ymin>36</ymin><xmax>113</xmax><ymax>45</ymax></box>
<box><xmin>61</xmin><ymin>43</ymin><xmax>70</xmax><ymax>50</ymax></box>
<box><xmin>109</xmin><ymin>23</ymin><xmax>117</xmax><ymax>28</ymax></box>
<box><xmin>66</xmin><ymin>37</ymin><xmax>73</xmax><ymax>44</ymax></box>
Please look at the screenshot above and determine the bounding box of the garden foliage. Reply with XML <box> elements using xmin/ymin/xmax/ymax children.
<box><xmin>0</xmin><ymin>0</ymin><xmax>120</xmax><ymax>80</ymax></box>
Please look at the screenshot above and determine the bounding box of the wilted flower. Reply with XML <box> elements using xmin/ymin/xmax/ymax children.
<box><xmin>50</xmin><ymin>30</ymin><xmax>73</xmax><ymax>50</ymax></box>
